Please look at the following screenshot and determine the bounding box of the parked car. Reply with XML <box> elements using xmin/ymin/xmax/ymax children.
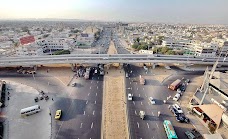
<box><xmin>176</xmin><ymin>114</ymin><xmax>190</xmax><ymax>123</ymax></box>
<box><xmin>180</xmin><ymin>83</ymin><xmax>186</xmax><ymax>92</ymax></box>
<box><xmin>149</xmin><ymin>97</ymin><xmax>156</xmax><ymax>104</ymax></box>
<box><xmin>169</xmin><ymin>106</ymin><xmax>180</xmax><ymax>116</ymax></box>
<box><xmin>172</xmin><ymin>104</ymin><xmax>183</xmax><ymax>113</ymax></box>
<box><xmin>173</xmin><ymin>93</ymin><xmax>181</xmax><ymax>101</ymax></box>
<box><xmin>185</xmin><ymin>129</ymin><xmax>203</xmax><ymax>139</ymax></box>
<box><xmin>55</xmin><ymin>110</ymin><xmax>62</xmax><ymax>120</ymax></box>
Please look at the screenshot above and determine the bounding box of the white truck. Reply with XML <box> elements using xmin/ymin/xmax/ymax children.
<box><xmin>84</xmin><ymin>68</ymin><xmax>91</xmax><ymax>79</ymax></box>
<box><xmin>139</xmin><ymin>111</ymin><xmax>145</xmax><ymax>120</ymax></box>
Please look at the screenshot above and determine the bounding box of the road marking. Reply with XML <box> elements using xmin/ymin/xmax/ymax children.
<box><xmin>88</xmin><ymin>93</ymin><xmax>90</xmax><ymax>96</ymax></box>
<box><xmin>133</xmin><ymin>101</ymin><xmax>135</xmax><ymax>105</ymax></box>
<box><xmin>152</xmin><ymin>112</ymin><xmax>154</xmax><ymax>116</ymax></box>
<box><xmin>145</xmin><ymin>94</ymin><xmax>147</xmax><ymax>97</ymax></box>
<box><xmin>141</xmin><ymin>102</ymin><xmax>143</xmax><ymax>105</ymax></box>
<box><xmin>96</xmin><ymin>93</ymin><xmax>97</xmax><ymax>96</ymax></box>
<box><xmin>135</xmin><ymin>110</ymin><xmax>137</xmax><ymax>115</ymax></box>
<box><xmin>148</xmin><ymin>102</ymin><xmax>150</xmax><ymax>105</ymax></box>
<box><xmin>97</xmin><ymin>81</ymin><xmax>98</xmax><ymax>83</ymax></box>
<box><xmin>137</xmin><ymin>87</ymin><xmax>138</xmax><ymax>90</ymax></box>
<box><xmin>139</xmin><ymin>94</ymin><xmax>140</xmax><ymax>97</ymax></box>
<box><xmin>97</xmin><ymin>86</ymin><xmax>98</xmax><ymax>89</ymax></box>
<box><xmin>80</xmin><ymin>123</ymin><xmax>83</xmax><ymax>128</ymax></box>
<box><xmin>147</xmin><ymin>123</ymin><xmax>150</xmax><ymax>128</ymax></box>
<box><xmin>84</xmin><ymin>111</ymin><xmax>85</xmax><ymax>115</ymax></box>
<box><xmin>95</xmin><ymin>101</ymin><xmax>96</xmax><ymax>104</ymax></box>
<box><xmin>93</xmin><ymin>111</ymin><xmax>95</xmax><ymax>115</ymax></box>
<box><xmin>156</xmin><ymin>123</ymin><xmax>159</xmax><ymax>128</ymax></box>
<box><xmin>130</xmin><ymin>82</ymin><xmax>131</xmax><ymax>84</ymax></box>
<box><xmin>91</xmin><ymin>122</ymin><xmax>93</xmax><ymax>129</ymax></box>
<box><xmin>91</xmin><ymin>81</ymin><xmax>93</xmax><ymax>83</ymax></box>
<box><xmin>86</xmin><ymin>100</ymin><xmax>88</xmax><ymax>104</ymax></box>
<box><xmin>137</xmin><ymin>122</ymin><xmax>139</xmax><ymax>128</ymax></box>
<box><xmin>143</xmin><ymin>88</ymin><xmax>144</xmax><ymax>90</ymax></box>
<box><xmin>90</xmin><ymin>86</ymin><xmax>91</xmax><ymax>89</ymax></box>
<box><xmin>98</xmin><ymin>77</ymin><xmax>99</xmax><ymax>79</ymax></box>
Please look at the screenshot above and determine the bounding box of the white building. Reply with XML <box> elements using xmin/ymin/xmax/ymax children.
<box><xmin>139</xmin><ymin>50</ymin><xmax>153</xmax><ymax>54</ymax></box>
<box><xmin>162</xmin><ymin>39</ymin><xmax>193</xmax><ymax>49</ymax></box>
<box><xmin>38</xmin><ymin>39</ymin><xmax>69</xmax><ymax>53</ymax></box>
<box><xmin>220</xmin><ymin>41</ymin><xmax>228</xmax><ymax>57</ymax></box>
<box><xmin>194</xmin><ymin>43</ymin><xmax>218</xmax><ymax>57</ymax></box>
<box><xmin>15</xmin><ymin>43</ymin><xmax>43</xmax><ymax>56</ymax></box>
<box><xmin>76</xmin><ymin>33</ymin><xmax>94</xmax><ymax>46</ymax></box>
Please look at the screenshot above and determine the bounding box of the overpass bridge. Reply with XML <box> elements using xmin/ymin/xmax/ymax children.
<box><xmin>0</xmin><ymin>54</ymin><xmax>227</xmax><ymax>67</ymax></box>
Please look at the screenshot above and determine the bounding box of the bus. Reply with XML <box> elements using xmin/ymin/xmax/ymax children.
<box><xmin>163</xmin><ymin>120</ymin><xmax>178</xmax><ymax>139</ymax></box>
<box><xmin>20</xmin><ymin>105</ymin><xmax>41</xmax><ymax>116</ymax></box>
<box><xmin>168</xmin><ymin>79</ymin><xmax>181</xmax><ymax>91</ymax></box>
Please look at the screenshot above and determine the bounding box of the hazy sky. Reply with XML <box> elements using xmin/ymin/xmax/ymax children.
<box><xmin>0</xmin><ymin>0</ymin><xmax>228</xmax><ymax>24</ymax></box>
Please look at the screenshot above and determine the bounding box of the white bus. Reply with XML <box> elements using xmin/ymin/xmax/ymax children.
<box><xmin>20</xmin><ymin>105</ymin><xmax>41</xmax><ymax>116</ymax></box>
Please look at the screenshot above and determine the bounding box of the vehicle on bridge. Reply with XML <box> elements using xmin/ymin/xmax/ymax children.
<box><xmin>139</xmin><ymin>75</ymin><xmax>145</xmax><ymax>85</ymax></box>
<box><xmin>163</xmin><ymin>120</ymin><xmax>178</xmax><ymax>139</ymax></box>
<box><xmin>168</xmin><ymin>79</ymin><xmax>181</xmax><ymax>91</ymax></box>
<box><xmin>84</xmin><ymin>67</ymin><xmax>91</xmax><ymax>79</ymax></box>
<box><xmin>139</xmin><ymin>111</ymin><xmax>145</xmax><ymax>120</ymax></box>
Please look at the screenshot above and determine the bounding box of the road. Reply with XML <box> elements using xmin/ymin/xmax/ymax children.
<box><xmin>124</xmin><ymin>64</ymin><xmax>204</xmax><ymax>139</ymax></box>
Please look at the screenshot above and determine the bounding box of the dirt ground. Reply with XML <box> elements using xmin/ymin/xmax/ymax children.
<box><xmin>102</xmin><ymin>40</ymin><xmax>129</xmax><ymax>139</ymax></box>
<box><xmin>102</xmin><ymin>69</ymin><xmax>129</xmax><ymax>139</ymax></box>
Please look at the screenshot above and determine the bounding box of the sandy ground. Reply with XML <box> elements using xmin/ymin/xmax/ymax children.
<box><xmin>103</xmin><ymin>69</ymin><xmax>129</xmax><ymax>139</ymax></box>
<box><xmin>102</xmin><ymin>40</ymin><xmax>129</xmax><ymax>139</ymax></box>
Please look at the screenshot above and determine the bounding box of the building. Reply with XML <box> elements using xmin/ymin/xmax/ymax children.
<box><xmin>162</xmin><ymin>39</ymin><xmax>193</xmax><ymax>49</ymax></box>
<box><xmin>38</xmin><ymin>39</ymin><xmax>69</xmax><ymax>54</ymax></box>
<box><xmin>220</xmin><ymin>41</ymin><xmax>228</xmax><ymax>57</ymax></box>
<box><xmin>76</xmin><ymin>33</ymin><xmax>95</xmax><ymax>47</ymax></box>
<box><xmin>190</xmin><ymin>71</ymin><xmax>228</xmax><ymax>136</ymax></box>
<box><xmin>194</xmin><ymin>43</ymin><xmax>218</xmax><ymax>57</ymax></box>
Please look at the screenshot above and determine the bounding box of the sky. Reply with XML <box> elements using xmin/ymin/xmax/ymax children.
<box><xmin>0</xmin><ymin>0</ymin><xmax>228</xmax><ymax>24</ymax></box>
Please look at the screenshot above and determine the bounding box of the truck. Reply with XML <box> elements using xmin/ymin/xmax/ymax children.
<box><xmin>139</xmin><ymin>111</ymin><xmax>145</xmax><ymax>120</ymax></box>
<box><xmin>168</xmin><ymin>79</ymin><xmax>181</xmax><ymax>91</ymax></box>
<box><xmin>139</xmin><ymin>75</ymin><xmax>145</xmax><ymax>85</ymax></box>
<box><xmin>84</xmin><ymin>68</ymin><xmax>91</xmax><ymax>80</ymax></box>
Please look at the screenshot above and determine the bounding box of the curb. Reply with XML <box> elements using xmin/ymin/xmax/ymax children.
<box><xmin>101</xmin><ymin>76</ymin><xmax>106</xmax><ymax>139</ymax></box>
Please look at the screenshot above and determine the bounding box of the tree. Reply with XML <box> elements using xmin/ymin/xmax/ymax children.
<box><xmin>136</xmin><ymin>37</ymin><xmax>140</xmax><ymax>43</ymax></box>
<box><xmin>132</xmin><ymin>43</ymin><xmax>138</xmax><ymax>49</ymax></box>
<box><xmin>53</xmin><ymin>50</ymin><xmax>70</xmax><ymax>55</ymax></box>
<box><xmin>166</xmin><ymin>50</ymin><xmax>175</xmax><ymax>55</ymax></box>
<box><xmin>161</xmin><ymin>46</ymin><xmax>169</xmax><ymax>54</ymax></box>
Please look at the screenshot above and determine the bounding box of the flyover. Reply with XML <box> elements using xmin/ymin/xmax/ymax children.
<box><xmin>0</xmin><ymin>54</ymin><xmax>227</xmax><ymax>66</ymax></box>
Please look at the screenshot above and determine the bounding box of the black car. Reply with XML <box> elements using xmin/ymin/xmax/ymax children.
<box><xmin>176</xmin><ymin>114</ymin><xmax>190</xmax><ymax>123</ymax></box>
<box><xmin>180</xmin><ymin>83</ymin><xmax>186</xmax><ymax>92</ymax></box>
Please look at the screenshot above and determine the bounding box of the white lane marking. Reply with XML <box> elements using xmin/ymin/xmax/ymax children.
<box><xmin>91</xmin><ymin>122</ymin><xmax>93</xmax><ymax>129</ymax></box>
<box><xmin>96</xmin><ymin>93</ymin><xmax>97</xmax><ymax>96</ymax></box>
<box><xmin>90</xmin><ymin>86</ymin><xmax>92</xmax><ymax>89</ymax></box>
<box><xmin>141</xmin><ymin>102</ymin><xmax>143</xmax><ymax>105</ymax></box>
<box><xmin>130</xmin><ymin>82</ymin><xmax>131</xmax><ymax>84</ymax></box>
<box><xmin>88</xmin><ymin>93</ymin><xmax>90</xmax><ymax>96</ymax></box>
<box><xmin>139</xmin><ymin>94</ymin><xmax>140</xmax><ymax>97</ymax></box>
<box><xmin>91</xmin><ymin>81</ymin><xmax>93</xmax><ymax>83</ymax></box>
<box><xmin>152</xmin><ymin>112</ymin><xmax>154</xmax><ymax>116</ymax></box>
<box><xmin>143</xmin><ymin>88</ymin><xmax>144</xmax><ymax>90</ymax></box>
<box><xmin>137</xmin><ymin>87</ymin><xmax>138</xmax><ymax>90</ymax></box>
<box><xmin>93</xmin><ymin>111</ymin><xmax>95</xmax><ymax>115</ymax></box>
<box><xmin>98</xmin><ymin>77</ymin><xmax>99</xmax><ymax>79</ymax></box>
<box><xmin>84</xmin><ymin>111</ymin><xmax>85</xmax><ymax>115</ymax></box>
<box><xmin>86</xmin><ymin>100</ymin><xmax>88</xmax><ymax>104</ymax></box>
<box><xmin>97</xmin><ymin>81</ymin><xmax>98</xmax><ymax>83</ymax></box>
<box><xmin>136</xmin><ymin>82</ymin><xmax>137</xmax><ymax>85</ymax></box>
<box><xmin>80</xmin><ymin>123</ymin><xmax>83</xmax><ymax>128</ymax></box>
<box><xmin>137</xmin><ymin>122</ymin><xmax>139</xmax><ymax>128</ymax></box>
<box><xmin>156</xmin><ymin>123</ymin><xmax>159</xmax><ymax>128</ymax></box>
<box><xmin>148</xmin><ymin>102</ymin><xmax>150</xmax><ymax>105</ymax></box>
<box><xmin>97</xmin><ymin>86</ymin><xmax>98</xmax><ymax>89</ymax></box>
<box><xmin>147</xmin><ymin>123</ymin><xmax>150</xmax><ymax>128</ymax></box>
<box><xmin>135</xmin><ymin>110</ymin><xmax>137</xmax><ymax>115</ymax></box>
<box><xmin>95</xmin><ymin>101</ymin><xmax>96</xmax><ymax>104</ymax></box>
<box><xmin>133</xmin><ymin>101</ymin><xmax>135</xmax><ymax>105</ymax></box>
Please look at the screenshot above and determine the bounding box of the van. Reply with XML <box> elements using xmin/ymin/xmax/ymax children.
<box><xmin>20</xmin><ymin>105</ymin><xmax>41</xmax><ymax>116</ymax></box>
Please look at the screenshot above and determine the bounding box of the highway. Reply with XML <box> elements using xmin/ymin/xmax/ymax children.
<box><xmin>0</xmin><ymin>54</ymin><xmax>228</xmax><ymax>66</ymax></box>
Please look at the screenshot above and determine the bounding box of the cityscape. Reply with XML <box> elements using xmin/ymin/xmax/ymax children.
<box><xmin>0</xmin><ymin>0</ymin><xmax>228</xmax><ymax>139</ymax></box>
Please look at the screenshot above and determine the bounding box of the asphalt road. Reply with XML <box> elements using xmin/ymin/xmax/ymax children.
<box><xmin>124</xmin><ymin>64</ymin><xmax>204</xmax><ymax>139</ymax></box>
<box><xmin>52</xmin><ymin>71</ymin><xmax>103</xmax><ymax>139</ymax></box>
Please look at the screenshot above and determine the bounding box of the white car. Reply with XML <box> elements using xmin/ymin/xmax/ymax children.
<box><xmin>128</xmin><ymin>94</ymin><xmax>133</xmax><ymax>100</ymax></box>
<box><xmin>173</xmin><ymin>93</ymin><xmax>181</xmax><ymax>101</ymax></box>
<box><xmin>172</xmin><ymin>104</ymin><xmax>183</xmax><ymax>113</ymax></box>
<box><xmin>149</xmin><ymin>97</ymin><xmax>156</xmax><ymax>104</ymax></box>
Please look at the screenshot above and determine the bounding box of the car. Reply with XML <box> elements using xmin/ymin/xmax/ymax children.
<box><xmin>180</xmin><ymin>83</ymin><xmax>186</xmax><ymax>91</ymax></box>
<box><xmin>71</xmin><ymin>82</ymin><xmax>77</xmax><ymax>87</ymax></box>
<box><xmin>55</xmin><ymin>110</ymin><xmax>62</xmax><ymax>120</ymax></box>
<box><xmin>173</xmin><ymin>93</ymin><xmax>181</xmax><ymax>101</ymax></box>
<box><xmin>185</xmin><ymin>129</ymin><xmax>203</xmax><ymax>139</ymax></box>
<box><xmin>94</xmin><ymin>69</ymin><xmax>98</xmax><ymax>74</ymax></box>
<box><xmin>149</xmin><ymin>97</ymin><xmax>155</xmax><ymax>104</ymax></box>
<box><xmin>176</xmin><ymin>114</ymin><xmax>190</xmax><ymax>123</ymax></box>
<box><xmin>125</xmin><ymin>73</ymin><xmax>129</xmax><ymax>78</ymax></box>
<box><xmin>169</xmin><ymin>107</ymin><xmax>180</xmax><ymax>116</ymax></box>
<box><xmin>172</xmin><ymin>104</ymin><xmax>183</xmax><ymax>113</ymax></box>
<box><xmin>185</xmin><ymin>79</ymin><xmax>190</xmax><ymax>83</ymax></box>
<box><xmin>128</xmin><ymin>93</ymin><xmax>133</xmax><ymax>100</ymax></box>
